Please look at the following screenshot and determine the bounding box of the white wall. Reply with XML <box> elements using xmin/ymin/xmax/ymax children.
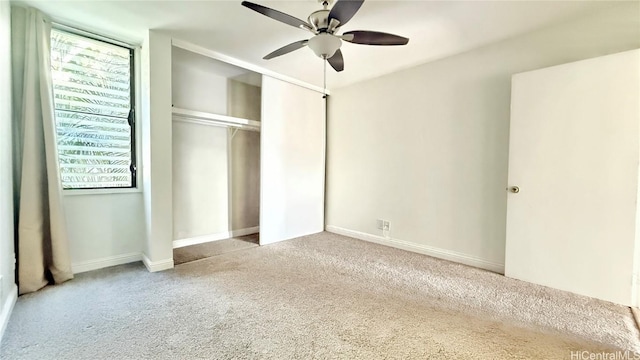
<box><xmin>62</xmin><ymin>30</ymin><xmax>170</xmax><ymax>275</ymax></box>
<box><xmin>171</xmin><ymin>47</ymin><xmax>261</xmax><ymax>244</ymax></box>
<box><xmin>62</xmin><ymin>44</ymin><xmax>146</xmax><ymax>273</ymax></box>
<box><xmin>63</xmin><ymin>193</ymin><xmax>145</xmax><ymax>273</ymax></box>
<box><xmin>172</xmin><ymin>123</ymin><xmax>261</xmax><ymax>241</ymax></box>
<box><xmin>326</xmin><ymin>2</ymin><xmax>640</xmax><ymax>272</ymax></box>
<box><xmin>172</xmin><ymin>123</ymin><xmax>229</xmax><ymax>239</ymax></box>
<box><xmin>0</xmin><ymin>0</ymin><xmax>17</xmax><ymax>341</ymax></box>
<box><xmin>172</xmin><ymin>47</ymin><xmax>227</xmax><ymax>115</ymax></box>
<box><xmin>140</xmin><ymin>30</ymin><xmax>174</xmax><ymax>271</ymax></box>
<box><xmin>171</xmin><ymin>46</ymin><xmax>229</xmax><ymax>242</ymax></box>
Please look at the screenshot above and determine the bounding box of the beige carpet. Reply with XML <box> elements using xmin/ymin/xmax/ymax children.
<box><xmin>173</xmin><ymin>233</ymin><xmax>260</xmax><ymax>265</ymax></box>
<box><xmin>1</xmin><ymin>232</ymin><xmax>638</xmax><ymax>359</ymax></box>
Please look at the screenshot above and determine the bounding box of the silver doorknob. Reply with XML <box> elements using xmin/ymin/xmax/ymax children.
<box><xmin>508</xmin><ymin>186</ymin><xmax>520</xmax><ymax>193</ymax></box>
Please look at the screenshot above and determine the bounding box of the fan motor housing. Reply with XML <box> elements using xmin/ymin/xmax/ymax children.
<box><xmin>308</xmin><ymin>10</ymin><xmax>330</xmax><ymax>32</ymax></box>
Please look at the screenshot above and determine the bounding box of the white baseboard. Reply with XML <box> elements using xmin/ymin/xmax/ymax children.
<box><xmin>326</xmin><ymin>225</ymin><xmax>505</xmax><ymax>274</ymax></box>
<box><xmin>0</xmin><ymin>284</ymin><xmax>17</xmax><ymax>345</ymax></box>
<box><xmin>72</xmin><ymin>252</ymin><xmax>143</xmax><ymax>274</ymax></box>
<box><xmin>173</xmin><ymin>226</ymin><xmax>260</xmax><ymax>249</ymax></box>
<box><xmin>142</xmin><ymin>254</ymin><xmax>174</xmax><ymax>272</ymax></box>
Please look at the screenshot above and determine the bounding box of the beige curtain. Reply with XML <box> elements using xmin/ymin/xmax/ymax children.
<box><xmin>11</xmin><ymin>6</ymin><xmax>73</xmax><ymax>294</ymax></box>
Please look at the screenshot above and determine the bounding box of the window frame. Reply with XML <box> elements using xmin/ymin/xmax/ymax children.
<box><xmin>51</xmin><ymin>24</ymin><xmax>140</xmax><ymax>193</ymax></box>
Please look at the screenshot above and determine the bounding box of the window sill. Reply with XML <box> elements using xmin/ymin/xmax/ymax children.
<box><xmin>62</xmin><ymin>187</ymin><xmax>142</xmax><ymax>196</ymax></box>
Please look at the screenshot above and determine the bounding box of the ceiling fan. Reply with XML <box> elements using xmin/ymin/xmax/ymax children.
<box><xmin>241</xmin><ymin>0</ymin><xmax>409</xmax><ymax>72</ymax></box>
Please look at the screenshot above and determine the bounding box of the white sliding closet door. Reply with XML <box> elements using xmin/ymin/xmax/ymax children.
<box><xmin>260</xmin><ymin>76</ymin><xmax>326</xmax><ymax>245</ymax></box>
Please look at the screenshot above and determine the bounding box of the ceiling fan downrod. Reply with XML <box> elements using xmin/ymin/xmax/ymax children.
<box><xmin>320</xmin><ymin>0</ymin><xmax>332</xmax><ymax>10</ymax></box>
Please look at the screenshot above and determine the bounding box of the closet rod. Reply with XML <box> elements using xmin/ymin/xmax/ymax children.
<box><xmin>173</xmin><ymin>116</ymin><xmax>260</xmax><ymax>132</ymax></box>
<box><xmin>172</xmin><ymin>107</ymin><xmax>261</xmax><ymax>132</ymax></box>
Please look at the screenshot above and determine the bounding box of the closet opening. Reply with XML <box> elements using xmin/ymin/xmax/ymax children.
<box><xmin>171</xmin><ymin>46</ymin><xmax>262</xmax><ymax>264</ymax></box>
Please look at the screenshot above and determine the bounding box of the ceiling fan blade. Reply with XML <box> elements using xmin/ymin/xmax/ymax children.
<box><xmin>263</xmin><ymin>40</ymin><xmax>309</xmax><ymax>60</ymax></box>
<box><xmin>242</xmin><ymin>1</ymin><xmax>312</xmax><ymax>31</ymax></box>
<box><xmin>342</xmin><ymin>30</ymin><xmax>409</xmax><ymax>46</ymax></box>
<box><xmin>327</xmin><ymin>49</ymin><xmax>344</xmax><ymax>72</ymax></box>
<box><xmin>328</xmin><ymin>0</ymin><xmax>364</xmax><ymax>27</ymax></box>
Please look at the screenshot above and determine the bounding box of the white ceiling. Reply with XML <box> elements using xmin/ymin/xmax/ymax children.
<box><xmin>15</xmin><ymin>0</ymin><xmax>623</xmax><ymax>89</ymax></box>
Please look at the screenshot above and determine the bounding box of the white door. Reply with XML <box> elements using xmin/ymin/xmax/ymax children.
<box><xmin>259</xmin><ymin>76</ymin><xmax>326</xmax><ymax>245</ymax></box>
<box><xmin>505</xmin><ymin>50</ymin><xmax>640</xmax><ymax>306</ymax></box>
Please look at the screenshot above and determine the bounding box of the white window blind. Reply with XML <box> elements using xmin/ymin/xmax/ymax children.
<box><xmin>50</xmin><ymin>29</ymin><xmax>135</xmax><ymax>189</ymax></box>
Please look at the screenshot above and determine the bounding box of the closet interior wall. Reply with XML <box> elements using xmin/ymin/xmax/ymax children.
<box><xmin>171</xmin><ymin>46</ymin><xmax>261</xmax><ymax>247</ymax></box>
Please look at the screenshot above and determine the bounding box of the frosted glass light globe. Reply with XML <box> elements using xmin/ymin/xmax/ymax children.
<box><xmin>307</xmin><ymin>33</ymin><xmax>341</xmax><ymax>59</ymax></box>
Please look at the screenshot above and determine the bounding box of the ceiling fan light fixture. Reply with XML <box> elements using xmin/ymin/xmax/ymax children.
<box><xmin>308</xmin><ymin>33</ymin><xmax>342</xmax><ymax>59</ymax></box>
<box><xmin>242</xmin><ymin>0</ymin><xmax>409</xmax><ymax>72</ymax></box>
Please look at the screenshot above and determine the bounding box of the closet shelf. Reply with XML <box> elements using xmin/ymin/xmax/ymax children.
<box><xmin>172</xmin><ymin>107</ymin><xmax>261</xmax><ymax>131</ymax></box>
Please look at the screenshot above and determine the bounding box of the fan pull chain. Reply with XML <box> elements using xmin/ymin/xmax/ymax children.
<box><xmin>323</xmin><ymin>59</ymin><xmax>327</xmax><ymax>98</ymax></box>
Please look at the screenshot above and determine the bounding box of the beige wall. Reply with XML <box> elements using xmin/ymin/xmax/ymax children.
<box><xmin>228</xmin><ymin>80</ymin><xmax>261</xmax><ymax>232</ymax></box>
<box><xmin>228</xmin><ymin>80</ymin><xmax>261</xmax><ymax>121</ymax></box>
<box><xmin>231</xmin><ymin>130</ymin><xmax>260</xmax><ymax>231</ymax></box>
<box><xmin>326</xmin><ymin>2</ymin><xmax>640</xmax><ymax>272</ymax></box>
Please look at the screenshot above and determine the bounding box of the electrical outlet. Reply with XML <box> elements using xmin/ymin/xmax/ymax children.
<box><xmin>376</xmin><ymin>219</ymin><xmax>384</xmax><ymax>230</ymax></box>
<box><xmin>383</xmin><ymin>221</ymin><xmax>390</xmax><ymax>231</ymax></box>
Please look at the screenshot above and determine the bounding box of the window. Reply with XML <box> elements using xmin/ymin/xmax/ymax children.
<box><xmin>50</xmin><ymin>28</ymin><xmax>136</xmax><ymax>189</ymax></box>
